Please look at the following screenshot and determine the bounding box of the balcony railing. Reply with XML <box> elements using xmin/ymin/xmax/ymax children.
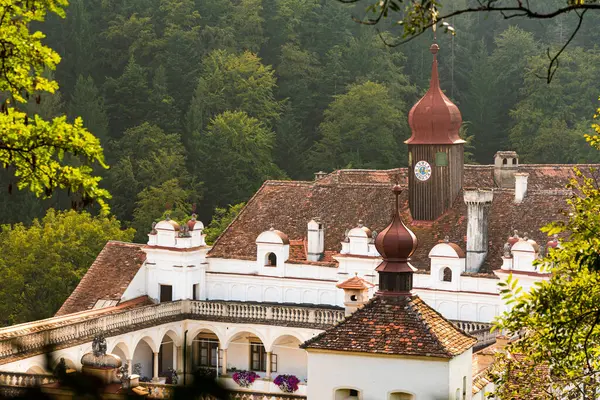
<box><xmin>0</xmin><ymin>300</ymin><xmax>345</xmax><ymax>363</ymax></box>
<box><xmin>140</xmin><ymin>382</ymin><xmax>307</xmax><ymax>400</ymax></box>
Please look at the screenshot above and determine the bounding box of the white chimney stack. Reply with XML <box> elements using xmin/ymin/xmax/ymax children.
<box><xmin>514</xmin><ymin>173</ymin><xmax>529</xmax><ymax>203</ymax></box>
<box><xmin>464</xmin><ymin>189</ymin><xmax>494</xmax><ymax>273</ymax></box>
<box><xmin>307</xmin><ymin>218</ymin><xmax>325</xmax><ymax>261</ymax></box>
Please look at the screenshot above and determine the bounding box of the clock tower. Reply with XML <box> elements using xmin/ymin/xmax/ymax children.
<box><xmin>406</xmin><ymin>43</ymin><xmax>464</xmax><ymax>221</ymax></box>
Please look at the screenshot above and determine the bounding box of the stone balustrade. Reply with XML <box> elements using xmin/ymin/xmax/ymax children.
<box><xmin>0</xmin><ymin>371</ymin><xmax>56</xmax><ymax>387</ymax></box>
<box><xmin>0</xmin><ymin>300</ymin><xmax>344</xmax><ymax>364</ymax></box>
<box><xmin>140</xmin><ymin>382</ymin><xmax>307</xmax><ymax>400</ymax></box>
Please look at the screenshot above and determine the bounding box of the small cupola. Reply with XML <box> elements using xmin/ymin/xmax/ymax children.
<box><xmin>510</xmin><ymin>233</ymin><xmax>540</xmax><ymax>272</ymax></box>
<box><xmin>336</xmin><ymin>274</ymin><xmax>374</xmax><ymax>316</ymax></box>
<box><xmin>374</xmin><ymin>185</ymin><xmax>418</xmax><ymax>296</ymax></box>
<box><xmin>150</xmin><ymin>217</ymin><xmax>180</xmax><ymax>247</ymax></box>
<box><xmin>341</xmin><ymin>220</ymin><xmax>379</xmax><ymax>256</ymax></box>
<box><xmin>256</xmin><ymin>227</ymin><xmax>290</xmax><ymax>275</ymax></box>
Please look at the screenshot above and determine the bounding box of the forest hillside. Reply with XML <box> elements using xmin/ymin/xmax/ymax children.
<box><xmin>4</xmin><ymin>0</ymin><xmax>600</xmax><ymax>239</ymax></box>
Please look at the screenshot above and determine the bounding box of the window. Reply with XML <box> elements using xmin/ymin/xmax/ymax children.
<box><xmin>503</xmin><ymin>158</ymin><xmax>508</xmax><ymax>165</ymax></box>
<box><xmin>192</xmin><ymin>283</ymin><xmax>199</xmax><ymax>300</ymax></box>
<box><xmin>512</xmin><ymin>158</ymin><xmax>517</xmax><ymax>165</ymax></box>
<box><xmin>160</xmin><ymin>285</ymin><xmax>173</xmax><ymax>303</ymax></box>
<box><xmin>462</xmin><ymin>376</ymin><xmax>467</xmax><ymax>400</ymax></box>
<box><xmin>335</xmin><ymin>388</ymin><xmax>360</xmax><ymax>400</ymax></box>
<box><xmin>442</xmin><ymin>267</ymin><xmax>452</xmax><ymax>282</ymax></box>
<box><xmin>266</xmin><ymin>252</ymin><xmax>277</xmax><ymax>266</ymax></box>
<box><xmin>250</xmin><ymin>343</ymin><xmax>267</xmax><ymax>371</ymax></box>
<box><xmin>350</xmin><ymin>294</ymin><xmax>357</xmax><ymax>301</ymax></box>
<box><xmin>435</xmin><ymin>151</ymin><xmax>448</xmax><ymax>166</ymax></box>
<box><xmin>389</xmin><ymin>392</ymin><xmax>414</xmax><ymax>400</ymax></box>
<box><xmin>199</xmin><ymin>340</ymin><xmax>219</xmax><ymax>367</ymax></box>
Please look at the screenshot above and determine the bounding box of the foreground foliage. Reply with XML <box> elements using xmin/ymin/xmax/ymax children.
<box><xmin>493</xmin><ymin>103</ymin><xmax>600</xmax><ymax>398</ymax></box>
<box><xmin>0</xmin><ymin>0</ymin><xmax>109</xmax><ymax>212</ymax></box>
<box><xmin>0</xmin><ymin>209</ymin><xmax>134</xmax><ymax>325</ymax></box>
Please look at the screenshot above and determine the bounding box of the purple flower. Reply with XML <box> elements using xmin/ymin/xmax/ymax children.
<box><xmin>274</xmin><ymin>374</ymin><xmax>300</xmax><ymax>393</ymax></box>
<box><xmin>232</xmin><ymin>370</ymin><xmax>260</xmax><ymax>388</ymax></box>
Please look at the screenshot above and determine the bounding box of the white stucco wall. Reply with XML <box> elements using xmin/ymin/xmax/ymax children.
<box><xmin>307</xmin><ymin>351</ymin><xmax>458</xmax><ymax>400</ymax></box>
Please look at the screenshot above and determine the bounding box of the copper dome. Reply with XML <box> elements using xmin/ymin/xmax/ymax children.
<box><xmin>406</xmin><ymin>43</ymin><xmax>464</xmax><ymax>145</ymax></box>
<box><xmin>375</xmin><ymin>185</ymin><xmax>418</xmax><ymax>273</ymax></box>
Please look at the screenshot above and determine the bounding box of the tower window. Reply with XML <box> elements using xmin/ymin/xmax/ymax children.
<box><xmin>512</xmin><ymin>158</ymin><xmax>517</xmax><ymax>165</ymax></box>
<box><xmin>503</xmin><ymin>158</ymin><xmax>508</xmax><ymax>165</ymax></box>
<box><xmin>266</xmin><ymin>252</ymin><xmax>277</xmax><ymax>266</ymax></box>
<box><xmin>442</xmin><ymin>267</ymin><xmax>452</xmax><ymax>282</ymax></box>
<box><xmin>350</xmin><ymin>294</ymin><xmax>357</xmax><ymax>301</ymax></box>
<box><xmin>435</xmin><ymin>152</ymin><xmax>448</xmax><ymax>166</ymax></box>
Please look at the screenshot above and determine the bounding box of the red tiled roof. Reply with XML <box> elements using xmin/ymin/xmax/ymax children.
<box><xmin>209</xmin><ymin>165</ymin><xmax>594</xmax><ymax>273</ymax></box>
<box><xmin>56</xmin><ymin>241</ymin><xmax>147</xmax><ymax>316</ymax></box>
<box><xmin>336</xmin><ymin>275</ymin><xmax>374</xmax><ymax>290</ymax></box>
<box><xmin>301</xmin><ymin>295</ymin><xmax>476</xmax><ymax>358</ymax></box>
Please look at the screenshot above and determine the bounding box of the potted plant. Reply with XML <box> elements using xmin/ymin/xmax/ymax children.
<box><xmin>232</xmin><ymin>370</ymin><xmax>260</xmax><ymax>388</ymax></box>
<box><xmin>274</xmin><ymin>374</ymin><xmax>300</xmax><ymax>393</ymax></box>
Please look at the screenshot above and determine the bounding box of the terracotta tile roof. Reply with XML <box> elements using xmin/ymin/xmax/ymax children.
<box><xmin>336</xmin><ymin>275</ymin><xmax>374</xmax><ymax>290</ymax></box>
<box><xmin>56</xmin><ymin>241</ymin><xmax>147</xmax><ymax>316</ymax></box>
<box><xmin>209</xmin><ymin>165</ymin><xmax>596</xmax><ymax>274</ymax></box>
<box><xmin>301</xmin><ymin>295</ymin><xmax>476</xmax><ymax>358</ymax></box>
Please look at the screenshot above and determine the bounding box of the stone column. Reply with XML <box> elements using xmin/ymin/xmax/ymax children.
<box><xmin>464</xmin><ymin>190</ymin><xmax>494</xmax><ymax>273</ymax></box>
<box><xmin>221</xmin><ymin>348</ymin><xmax>228</xmax><ymax>376</ymax></box>
<box><xmin>172</xmin><ymin>345</ymin><xmax>178</xmax><ymax>373</ymax></box>
<box><xmin>153</xmin><ymin>352</ymin><xmax>159</xmax><ymax>380</ymax></box>
<box><xmin>127</xmin><ymin>360</ymin><xmax>133</xmax><ymax>376</ymax></box>
<box><xmin>265</xmin><ymin>352</ymin><xmax>272</xmax><ymax>380</ymax></box>
<box><xmin>176</xmin><ymin>346</ymin><xmax>183</xmax><ymax>372</ymax></box>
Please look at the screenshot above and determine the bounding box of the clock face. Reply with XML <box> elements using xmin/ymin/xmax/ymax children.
<box><xmin>414</xmin><ymin>160</ymin><xmax>432</xmax><ymax>181</ymax></box>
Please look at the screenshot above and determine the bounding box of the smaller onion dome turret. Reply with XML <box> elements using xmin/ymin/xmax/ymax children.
<box><xmin>155</xmin><ymin>216</ymin><xmax>181</xmax><ymax>231</ymax></box>
<box><xmin>375</xmin><ymin>185</ymin><xmax>418</xmax><ymax>296</ymax></box>
<box><xmin>507</xmin><ymin>230</ymin><xmax>520</xmax><ymax>246</ymax></box>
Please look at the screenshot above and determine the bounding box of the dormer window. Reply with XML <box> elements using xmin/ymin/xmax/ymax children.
<box><xmin>267</xmin><ymin>252</ymin><xmax>277</xmax><ymax>267</ymax></box>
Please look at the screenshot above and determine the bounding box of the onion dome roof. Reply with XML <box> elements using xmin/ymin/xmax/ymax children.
<box><xmin>406</xmin><ymin>43</ymin><xmax>464</xmax><ymax>145</ymax></box>
<box><xmin>375</xmin><ymin>185</ymin><xmax>418</xmax><ymax>273</ymax></box>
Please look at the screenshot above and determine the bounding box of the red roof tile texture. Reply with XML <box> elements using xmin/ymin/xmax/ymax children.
<box><xmin>301</xmin><ymin>295</ymin><xmax>476</xmax><ymax>358</ymax></box>
<box><xmin>209</xmin><ymin>165</ymin><xmax>593</xmax><ymax>274</ymax></box>
<box><xmin>56</xmin><ymin>241</ymin><xmax>147</xmax><ymax>316</ymax></box>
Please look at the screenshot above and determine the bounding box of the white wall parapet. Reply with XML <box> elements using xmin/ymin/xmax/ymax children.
<box><xmin>0</xmin><ymin>300</ymin><xmax>344</xmax><ymax>365</ymax></box>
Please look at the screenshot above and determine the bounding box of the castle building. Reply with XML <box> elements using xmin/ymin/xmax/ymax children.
<box><xmin>0</xmin><ymin>42</ymin><xmax>595</xmax><ymax>399</ymax></box>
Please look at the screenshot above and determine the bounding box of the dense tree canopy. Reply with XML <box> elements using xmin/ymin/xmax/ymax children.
<box><xmin>2</xmin><ymin>0</ymin><xmax>596</xmax><ymax>234</ymax></box>
<box><xmin>0</xmin><ymin>209</ymin><xmax>134</xmax><ymax>325</ymax></box>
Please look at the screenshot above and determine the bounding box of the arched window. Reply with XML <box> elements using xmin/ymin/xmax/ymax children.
<box><xmin>266</xmin><ymin>252</ymin><xmax>277</xmax><ymax>266</ymax></box>
<box><xmin>335</xmin><ymin>388</ymin><xmax>360</xmax><ymax>400</ymax></box>
<box><xmin>502</xmin><ymin>158</ymin><xmax>508</xmax><ymax>165</ymax></box>
<box><xmin>350</xmin><ymin>294</ymin><xmax>357</xmax><ymax>301</ymax></box>
<box><xmin>442</xmin><ymin>267</ymin><xmax>452</xmax><ymax>282</ymax></box>
<box><xmin>389</xmin><ymin>392</ymin><xmax>414</xmax><ymax>400</ymax></box>
<box><xmin>512</xmin><ymin>158</ymin><xmax>517</xmax><ymax>165</ymax></box>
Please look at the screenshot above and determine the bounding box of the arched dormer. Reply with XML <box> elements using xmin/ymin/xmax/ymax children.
<box><xmin>256</xmin><ymin>228</ymin><xmax>290</xmax><ymax>276</ymax></box>
<box><xmin>511</xmin><ymin>237</ymin><xmax>539</xmax><ymax>272</ymax></box>
<box><xmin>428</xmin><ymin>241</ymin><xmax>465</xmax><ymax>291</ymax></box>
<box><xmin>341</xmin><ymin>221</ymin><xmax>379</xmax><ymax>257</ymax></box>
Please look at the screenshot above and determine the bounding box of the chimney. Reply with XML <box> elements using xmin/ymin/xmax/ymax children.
<box><xmin>307</xmin><ymin>218</ymin><xmax>325</xmax><ymax>261</ymax></box>
<box><xmin>514</xmin><ymin>173</ymin><xmax>529</xmax><ymax>203</ymax></box>
<box><xmin>314</xmin><ymin>171</ymin><xmax>327</xmax><ymax>181</ymax></box>
<box><xmin>464</xmin><ymin>189</ymin><xmax>494</xmax><ymax>272</ymax></box>
<box><xmin>493</xmin><ymin>151</ymin><xmax>519</xmax><ymax>188</ymax></box>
